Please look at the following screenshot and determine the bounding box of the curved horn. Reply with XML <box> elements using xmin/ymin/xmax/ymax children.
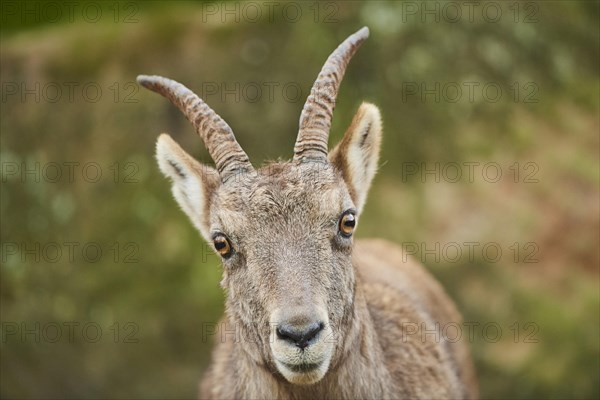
<box><xmin>293</xmin><ymin>27</ymin><xmax>369</xmax><ymax>162</ymax></box>
<box><xmin>137</xmin><ymin>75</ymin><xmax>253</xmax><ymax>181</ymax></box>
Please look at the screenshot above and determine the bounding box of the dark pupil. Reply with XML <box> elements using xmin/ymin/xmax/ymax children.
<box><xmin>344</xmin><ymin>216</ymin><xmax>355</xmax><ymax>227</ymax></box>
<box><xmin>214</xmin><ymin>239</ymin><xmax>226</xmax><ymax>250</ymax></box>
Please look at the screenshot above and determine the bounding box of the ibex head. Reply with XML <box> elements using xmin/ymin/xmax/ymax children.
<box><xmin>138</xmin><ymin>27</ymin><xmax>381</xmax><ymax>385</ymax></box>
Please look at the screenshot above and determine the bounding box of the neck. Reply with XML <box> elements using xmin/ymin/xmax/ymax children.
<box><xmin>232</xmin><ymin>277</ymin><xmax>392</xmax><ymax>398</ymax></box>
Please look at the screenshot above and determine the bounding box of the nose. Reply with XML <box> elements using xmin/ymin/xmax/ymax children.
<box><xmin>276</xmin><ymin>321</ymin><xmax>325</xmax><ymax>350</ymax></box>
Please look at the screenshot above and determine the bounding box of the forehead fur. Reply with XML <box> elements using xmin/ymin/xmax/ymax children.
<box><xmin>212</xmin><ymin>162</ymin><xmax>353</xmax><ymax>235</ymax></box>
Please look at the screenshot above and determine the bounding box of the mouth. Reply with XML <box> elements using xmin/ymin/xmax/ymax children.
<box><xmin>281</xmin><ymin>361</ymin><xmax>322</xmax><ymax>373</ymax></box>
<box><xmin>274</xmin><ymin>358</ymin><xmax>328</xmax><ymax>385</ymax></box>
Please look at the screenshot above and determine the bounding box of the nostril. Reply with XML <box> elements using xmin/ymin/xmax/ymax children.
<box><xmin>276</xmin><ymin>324</ymin><xmax>305</xmax><ymax>345</ymax></box>
<box><xmin>305</xmin><ymin>322</ymin><xmax>324</xmax><ymax>341</ymax></box>
<box><xmin>276</xmin><ymin>321</ymin><xmax>325</xmax><ymax>349</ymax></box>
<box><xmin>276</xmin><ymin>324</ymin><xmax>299</xmax><ymax>343</ymax></box>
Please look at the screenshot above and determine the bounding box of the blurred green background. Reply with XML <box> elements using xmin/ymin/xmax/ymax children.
<box><xmin>1</xmin><ymin>1</ymin><xmax>598</xmax><ymax>398</ymax></box>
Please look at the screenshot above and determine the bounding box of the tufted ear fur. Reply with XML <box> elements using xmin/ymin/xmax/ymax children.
<box><xmin>328</xmin><ymin>103</ymin><xmax>382</xmax><ymax>214</ymax></box>
<box><xmin>155</xmin><ymin>133</ymin><xmax>220</xmax><ymax>241</ymax></box>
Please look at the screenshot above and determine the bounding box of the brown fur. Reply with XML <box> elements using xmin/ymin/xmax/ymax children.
<box><xmin>145</xmin><ymin>27</ymin><xmax>478</xmax><ymax>398</ymax></box>
<box><xmin>199</xmin><ymin>237</ymin><xmax>478</xmax><ymax>399</ymax></box>
<box><xmin>153</xmin><ymin>103</ymin><xmax>478</xmax><ymax>399</ymax></box>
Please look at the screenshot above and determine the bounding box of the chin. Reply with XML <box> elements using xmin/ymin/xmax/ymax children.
<box><xmin>275</xmin><ymin>357</ymin><xmax>331</xmax><ymax>385</ymax></box>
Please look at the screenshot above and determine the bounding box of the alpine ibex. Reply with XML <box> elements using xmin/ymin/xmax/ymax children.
<box><xmin>138</xmin><ymin>27</ymin><xmax>478</xmax><ymax>399</ymax></box>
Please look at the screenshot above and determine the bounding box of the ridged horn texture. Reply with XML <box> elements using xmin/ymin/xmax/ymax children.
<box><xmin>137</xmin><ymin>75</ymin><xmax>253</xmax><ymax>181</ymax></box>
<box><xmin>293</xmin><ymin>26</ymin><xmax>370</xmax><ymax>162</ymax></box>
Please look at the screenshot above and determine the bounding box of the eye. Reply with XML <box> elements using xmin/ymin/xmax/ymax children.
<box><xmin>339</xmin><ymin>211</ymin><xmax>356</xmax><ymax>237</ymax></box>
<box><xmin>213</xmin><ymin>234</ymin><xmax>232</xmax><ymax>258</ymax></box>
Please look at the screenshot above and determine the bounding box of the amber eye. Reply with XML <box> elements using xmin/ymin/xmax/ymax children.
<box><xmin>339</xmin><ymin>212</ymin><xmax>356</xmax><ymax>237</ymax></box>
<box><xmin>213</xmin><ymin>235</ymin><xmax>232</xmax><ymax>258</ymax></box>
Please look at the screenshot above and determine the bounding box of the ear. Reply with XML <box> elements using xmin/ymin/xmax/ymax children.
<box><xmin>328</xmin><ymin>103</ymin><xmax>382</xmax><ymax>214</ymax></box>
<box><xmin>156</xmin><ymin>133</ymin><xmax>220</xmax><ymax>241</ymax></box>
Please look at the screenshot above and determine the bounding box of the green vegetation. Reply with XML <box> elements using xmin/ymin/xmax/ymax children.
<box><xmin>1</xmin><ymin>1</ymin><xmax>598</xmax><ymax>398</ymax></box>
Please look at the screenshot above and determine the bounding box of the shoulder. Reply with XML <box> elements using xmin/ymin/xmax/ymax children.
<box><xmin>353</xmin><ymin>238</ymin><xmax>441</xmax><ymax>295</ymax></box>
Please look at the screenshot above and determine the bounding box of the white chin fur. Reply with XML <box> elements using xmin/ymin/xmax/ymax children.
<box><xmin>274</xmin><ymin>358</ymin><xmax>330</xmax><ymax>385</ymax></box>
